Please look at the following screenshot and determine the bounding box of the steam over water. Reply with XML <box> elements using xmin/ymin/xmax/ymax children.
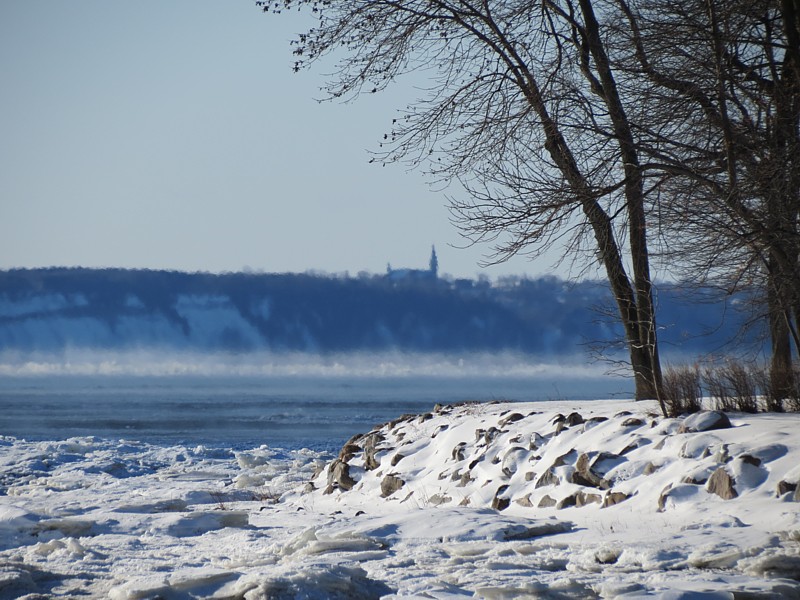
<box><xmin>0</xmin><ymin>354</ymin><xmax>633</xmax><ymax>449</ymax></box>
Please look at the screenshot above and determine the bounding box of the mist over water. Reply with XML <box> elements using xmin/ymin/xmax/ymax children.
<box><xmin>0</xmin><ymin>351</ymin><xmax>633</xmax><ymax>449</ymax></box>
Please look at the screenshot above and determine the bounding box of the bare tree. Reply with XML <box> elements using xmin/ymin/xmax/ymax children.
<box><xmin>614</xmin><ymin>0</ymin><xmax>800</xmax><ymax>398</ymax></box>
<box><xmin>260</xmin><ymin>0</ymin><xmax>666</xmax><ymax>405</ymax></box>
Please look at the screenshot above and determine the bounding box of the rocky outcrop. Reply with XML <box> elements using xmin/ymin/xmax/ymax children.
<box><xmin>380</xmin><ymin>475</ymin><xmax>405</xmax><ymax>498</ymax></box>
<box><xmin>325</xmin><ymin>460</ymin><xmax>357</xmax><ymax>494</ymax></box>
<box><xmin>678</xmin><ymin>411</ymin><xmax>732</xmax><ymax>433</ymax></box>
<box><xmin>706</xmin><ymin>467</ymin><xmax>738</xmax><ymax>500</ymax></box>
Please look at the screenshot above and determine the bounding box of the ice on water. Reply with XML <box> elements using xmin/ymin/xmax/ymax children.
<box><xmin>1</xmin><ymin>399</ymin><xmax>800</xmax><ymax>598</ymax></box>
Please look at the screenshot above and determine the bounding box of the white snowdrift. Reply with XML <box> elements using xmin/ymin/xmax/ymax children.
<box><xmin>0</xmin><ymin>400</ymin><xmax>799</xmax><ymax>599</ymax></box>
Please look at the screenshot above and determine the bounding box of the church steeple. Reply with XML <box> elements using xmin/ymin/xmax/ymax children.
<box><xmin>429</xmin><ymin>245</ymin><xmax>438</xmax><ymax>278</ymax></box>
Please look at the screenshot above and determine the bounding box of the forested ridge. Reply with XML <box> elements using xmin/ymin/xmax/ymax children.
<box><xmin>0</xmin><ymin>268</ymin><xmax>751</xmax><ymax>357</ymax></box>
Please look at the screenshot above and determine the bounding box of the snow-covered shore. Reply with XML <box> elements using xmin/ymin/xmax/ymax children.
<box><xmin>2</xmin><ymin>399</ymin><xmax>799</xmax><ymax>598</ymax></box>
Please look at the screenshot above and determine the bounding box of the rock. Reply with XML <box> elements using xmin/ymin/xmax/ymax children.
<box><xmin>706</xmin><ymin>467</ymin><xmax>738</xmax><ymax>500</ymax></box>
<box><xmin>572</xmin><ymin>452</ymin><xmax>618</xmax><ymax>490</ymax></box>
<box><xmin>556</xmin><ymin>493</ymin><xmax>579</xmax><ymax>509</ymax></box>
<box><xmin>515</xmin><ymin>494</ymin><xmax>534</xmax><ymax>508</ymax></box>
<box><xmin>778</xmin><ymin>480</ymin><xmax>798</xmax><ymax>497</ymax></box>
<box><xmin>739</xmin><ymin>453</ymin><xmax>762</xmax><ymax>467</ymax></box>
<box><xmin>325</xmin><ymin>460</ymin><xmax>357</xmax><ymax>494</ymax></box>
<box><xmin>602</xmin><ymin>491</ymin><xmax>630</xmax><ymax>508</ymax></box>
<box><xmin>583</xmin><ymin>416</ymin><xmax>609</xmax><ymax>431</ymax></box>
<box><xmin>643</xmin><ymin>461</ymin><xmax>661</xmax><ymax>475</ymax></box>
<box><xmin>657</xmin><ymin>485</ymin><xmax>672</xmax><ymax>511</ymax></box>
<box><xmin>428</xmin><ymin>494</ymin><xmax>452</xmax><ymax>506</ymax></box>
<box><xmin>535</xmin><ymin>469</ymin><xmax>560</xmax><ymax>489</ymax></box>
<box><xmin>678</xmin><ymin>410</ymin><xmax>732</xmax><ymax>433</ymax></box>
<box><xmin>528</xmin><ymin>432</ymin><xmax>546</xmax><ymax>451</ymax></box>
<box><xmin>538</xmin><ymin>495</ymin><xmax>557</xmax><ymax>508</ymax></box>
<box><xmin>391</xmin><ymin>453</ymin><xmax>405</xmax><ymax>466</ymax></box>
<box><xmin>491</xmin><ymin>485</ymin><xmax>511</xmax><ymax>510</ymax></box>
<box><xmin>459</xmin><ymin>496</ymin><xmax>471</xmax><ymax>506</ymax></box>
<box><xmin>713</xmin><ymin>444</ymin><xmax>731</xmax><ymax>464</ymax></box>
<box><xmin>566</xmin><ymin>412</ymin><xmax>584</xmax><ymax>426</ymax></box>
<box><xmin>499</xmin><ymin>412</ymin><xmax>525</xmax><ymax>427</ymax></box>
<box><xmin>501</xmin><ymin>447</ymin><xmax>528</xmax><ymax>478</ymax></box>
<box><xmin>451</xmin><ymin>442</ymin><xmax>467</xmax><ymax>462</ymax></box>
<box><xmin>525</xmin><ymin>472</ymin><xmax>536</xmax><ymax>482</ymax></box>
<box><xmin>620</xmin><ymin>417</ymin><xmax>645</xmax><ymax>428</ymax></box>
<box><xmin>575</xmin><ymin>491</ymin><xmax>602</xmax><ymax>507</ymax></box>
<box><xmin>363</xmin><ymin>432</ymin><xmax>385</xmax><ymax>471</ymax></box>
<box><xmin>380</xmin><ymin>475</ymin><xmax>405</xmax><ymax>498</ymax></box>
<box><xmin>483</xmin><ymin>427</ymin><xmax>502</xmax><ymax>445</ymax></box>
<box><xmin>338</xmin><ymin>443</ymin><xmax>361</xmax><ymax>463</ymax></box>
<box><xmin>450</xmin><ymin>470</ymin><xmax>461</xmax><ymax>482</ymax></box>
<box><xmin>458</xmin><ymin>472</ymin><xmax>475</xmax><ymax>487</ymax></box>
<box><xmin>548</xmin><ymin>450</ymin><xmax>577</xmax><ymax>470</ymax></box>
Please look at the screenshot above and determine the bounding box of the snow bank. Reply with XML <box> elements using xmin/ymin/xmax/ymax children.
<box><xmin>1</xmin><ymin>400</ymin><xmax>799</xmax><ymax>598</ymax></box>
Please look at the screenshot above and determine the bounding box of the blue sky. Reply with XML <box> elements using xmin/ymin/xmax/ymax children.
<box><xmin>1</xmin><ymin>1</ymin><xmax>554</xmax><ymax>279</ymax></box>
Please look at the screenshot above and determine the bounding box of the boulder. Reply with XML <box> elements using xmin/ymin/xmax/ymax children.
<box><xmin>491</xmin><ymin>485</ymin><xmax>511</xmax><ymax>511</ymax></box>
<box><xmin>499</xmin><ymin>412</ymin><xmax>526</xmax><ymax>427</ymax></box>
<box><xmin>380</xmin><ymin>475</ymin><xmax>405</xmax><ymax>498</ymax></box>
<box><xmin>451</xmin><ymin>442</ymin><xmax>467</xmax><ymax>462</ymax></box>
<box><xmin>338</xmin><ymin>444</ymin><xmax>362</xmax><ymax>463</ymax></box>
<box><xmin>325</xmin><ymin>460</ymin><xmax>357</xmax><ymax>494</ymax></box>
<box><xmin>363</xmin><ymin>432</ymin><xmax>385</xmax><ymax>471</ymax></box>
<box><xmin>706</xmin><ymin>467</ymin><xmax>738</xmax><ymax>500</ymax></box>
<box><xmin>515</xmin><ymin>494</ymin><xmax>534</xmax><ymax>508</ymax></box>
<box><xmin>565</xmin><ymin>412</ymin><xmax>585</xmax><ymax>426</ymax></box>
<box><xmin>556</xmin><ymin>493</ymin><xmax>579</xmax><ymax>509</ymax></box>
<box><xmin>602</xmin><ymin>491</ymin><xmax>630</xmax><ymax>508</ymax></box>
<box><xmin>535</xmin><ymin>469</ymin><xmax>560</xmax><ymax>489</ymax></box>
<box><xmin>777</xmin><ymin>480</ymin><xmax>798</xmax><ymax>497</ymax></box>
<box><xmin>458</xmin><ymin>471</ymin><xmax>475</xmax><ymax>487</ymax></box>
<box><xmin>391</xmin><ymin>453</ymin><xmax>405</xmax><ymax>466</ymax></box>
<box><xmin>678</xmin><ymin>411</ymin><xmax>732</xmax><ymax>433</ymax></box>
<box><xmin>620</xmin><ymin>417</ymin><xmax>645</xmax><ymax>428</ymax></box>
<box><xmin>538</xmin><ymin>495</ymin><xmax>557</xmax><ymax>508</ymax></box>
<box><xmin>572</xmin><ymin>452</ymin><xmax>618</xmax><ymax>490</ymax></box>
<box><xmin>576</xmin><ymin>491</ymin><xmax>602</xmax><ymax>507</ymax></box>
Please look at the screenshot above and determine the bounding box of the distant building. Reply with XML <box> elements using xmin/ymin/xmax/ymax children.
<box><xmin>386</xmin><ymin>246</ymin><xmax>439</xmax><ymax>283</ymax></box>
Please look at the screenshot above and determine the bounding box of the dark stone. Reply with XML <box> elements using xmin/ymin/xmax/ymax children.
<box><xmin>575</xmin><ymin>491</ymin><xmax>602</xmax><ymax>507</ymax></box>
<box><xmin>602</xmin><ymin>491</ymin><xmax>630</xmax><ymax>508</ymax></box>
<box><xmin>363</xmin><ymin>432</ymin><xmax>385</xmax><ymax>471</ymax></box>
<box><xmin>338</xmin><ymin>444</ymin><xmax>361</xmax><ymax>463</ymax></box>
<box><xmin>621</xmin><ymin>417</ymin><xmax>645</xmax><ymax>428</ymax></box>
<box><xmin>458</xmin><ymin>472</ymin><xmax>474</xmax><ymax>487</ymax></box>
<box><xmin>535</xmin><ymin>469</ymin><xmax>560</xmax><ymax>489</ymax></box>
<box><xmin>483</xmin><ymin>427</ymin><xmax>502</xmax><ymax>445</ymax></box>
<box><xmin>678</xmin><ymin>411</ymin><xmax>733</xmax><ymax>434</ymax></box>
<box><xmin>325</xmin><ymin>459</ymin><xmax>357</xmax><ymax>494</ymax></box>
<box><xmin>573</xmin><ymin>452</ymin><xmax>617</xmax><ymax>490</ymax></box>
<box><xmin>391</xmin><ymin>453</ymin><xmax>405</xmax><ymax>467</ymax></box>
<box><xmin>706</xmin><ymin>467</ymin><xmax>738</xmax><ymax>500</ymax></box>
<box><xmin>515</xmin><ymin>494</ymin><xmax>534</xmax><ymax>508</ymax></box>
<box><xmin>777</xmin><ymin>480</ymin><xmax>798</xmax><ymax>497</ymax></box>
<box><xmin>566</xmin><ymin>412</ymin><xmax>585</xmax><ymax>426</ymax></box>
<box><xmin>556</xmin><ymin>493</ymin><xmax>579</xmax><ymax>509</ymax></box>
<box><xmin>380</xmin><ymin>475</ymin><xmax>406</xmax><ymax>498</ymax></box>
<box><xmin>739</xmin><ymin>454</ymin><xmax>762</xmax><ymax>467</ymax></box>
<box><xmin>643</xmin><ymin>462</ymin><xmax>660</xmax><ymax>475</ymax></box>
<box><xmin>548</xmin><ymin>450</ymin><xmax>576</xmax><ymax>470</ymax></box>
<box><xmin>499</xmin><ymin>412</ymin><xmax>525</xmax><ymax>427</ymax></box>
<box><xmin>538</xmin><ymin>495</ymin><xmax>557</xmax><ymax>508</ymax></box>
<box><xmin>451</xmin><ymin>442</ymin><xmax>467</xmax><ymax>462</ymax></box>
<box><xmin>491</xmin><ymin>485</ymin><xmax>511</xmax><ymax>511</ymax></box>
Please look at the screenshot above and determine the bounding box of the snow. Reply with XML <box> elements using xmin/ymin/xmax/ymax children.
<box><xmin>1</xmin><ymin>400</ymin><xmax>799</xmax><ymax>598</ymax></box>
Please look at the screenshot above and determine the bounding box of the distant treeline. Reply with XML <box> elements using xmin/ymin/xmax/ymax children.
<box><xmin>0</xmin><ymin>268</ymin><xmax>757</xmax><ymax>357</ymax></box>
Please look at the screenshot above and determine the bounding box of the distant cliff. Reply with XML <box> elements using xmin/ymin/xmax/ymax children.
<box><xmin>0</xmin><ymin>268</ymin><xmax>754</xmax><ymax>357</ymax></box>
